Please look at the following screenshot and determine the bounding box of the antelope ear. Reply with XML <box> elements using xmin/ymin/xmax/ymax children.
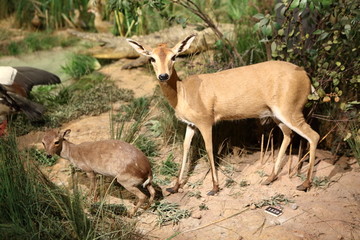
<box><xmin>126</xmin><ymin>39</ymin><xmax>152</xmax><ymax>57</ymax></box>
<box><xmin>63</xmin><ymin>129</ymin><xmax>71</xmax><ymax>139</ymax></box>
<box><xmin>172</xmin><ymin>34</ymin><xmax>196</xmax><ymax>55</ymax></box>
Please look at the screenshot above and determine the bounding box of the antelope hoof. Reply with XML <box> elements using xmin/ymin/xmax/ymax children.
<box><xmin>262</xmin><ymin>172</ymin><xmax>277</xmax><ymax>185</ymax></box>
<box><xmin>296</xmin><ymin>180</ymin><xmax>311</xmax><ymax>192</ymax></box>
<box><xmin>166</xmin><ymin>187</ymin><xmax>178</xmax><ymax>194</ymax></box>
<box><xmin>127</xmin><ymin>211</ymin><xmax>135</xmax><ymax>218</ymax></box>
<box><xmin>207</xmin><ymin>185</ymin><xmax>219</xmax><ymax>196</ymax></box>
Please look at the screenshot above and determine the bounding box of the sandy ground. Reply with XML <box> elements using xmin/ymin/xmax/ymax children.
<box><xmin>16</xmin><ymin>57</ymin><xmax>360</xmax><ymax>240</ymax></box>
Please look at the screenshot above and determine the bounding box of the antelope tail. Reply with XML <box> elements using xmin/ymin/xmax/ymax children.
<box><xmin>142</xmin><ymin>175</ymin><xmax>152</xmax><ymax>188</ymax></box>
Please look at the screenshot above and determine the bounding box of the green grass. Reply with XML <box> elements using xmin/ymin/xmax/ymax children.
<box><xmin>150</xmin><ymin>201</ymin><xmax>191</xmax><ymax>226</ymax></box>
<box><xmin>159</xmin><ymin>153</ymin><xmax>179</xmax><ymax>177</ymax></box>
<box><xmin>111</xmin><ymin>96</ymin><xmax>159</xmax><ymax>159</ymax></box>
<box><xmin>345</xmin><ymin>123</ymin><xmax>360</xmax><ymax>164</ymax></box>
<box><xmin>10</xmin><ymin>72</ymin><xmax>134</xmax><ymax>136</ymax></box>
<box><xmin>188</xmin><ymin>191</ymin><xmax>202</xmax><ymax>199</ymax></box>
<box><xmin>247</xmin><ymin>194</ymin><xmax>294</xmax><ymax>209</ymax></box>
<box><xmin>0</xmin><ymin>134</ymin><xmax>91</xmax><ymax>239</ymax></box>
<box><xmin>26</xmin><ymin>147</ymin><xmax>58</xmax><ymax>166</ymax></box>
<box><xmin>152</xmin><ymin>87</ymin><xmax>187</xmax><ymax>144</ymax></box>
<box><xmin>312</xmin><ymin>176</ymin><xmax>330</xmax><ymax>188</ymax></box>
<box><xmin>62</xmin><ymin>54</ymin><xmax>100</xmax><ymax>79</ymax></box>
<box><xmin>199</xmin><ymin>203</ymin><xmax>209</xmax><ymax>211</ymax></box>
<box><xmin>2</xmin><ymin>32</ymin><xmax>79</xmax><ymax>56</ymax></box>
<box><xmin>239</xmin><ymin>179</ymin><xmax>250</xmax><ymax>187</ymax></box>
<box><xmin>187</xmin><ymin>180</ymin><xmax>203</xmax><ymax>189</ymax></box>
<box><xmin>2</xmin><ymin>0</ymin><xmax>90</xmax><ymax>30</ymax></box>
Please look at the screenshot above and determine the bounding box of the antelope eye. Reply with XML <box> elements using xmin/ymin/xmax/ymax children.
<box><xmin>54</xmin><ymin>141</ymin><xmax>60</xmax><ymax>145</ymax></box>
<box><xmin>171</xmin><ymin>55</ymin><xmax>176</xmax><ymax>61</ymax></box>
<box><xmin>149</xmin><ymin>57</ymin><xmax>155</xmax><ymax>63</ymax></box>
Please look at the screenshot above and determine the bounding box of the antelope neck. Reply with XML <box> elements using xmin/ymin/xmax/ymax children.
<box><xmin>159</xmin><ymin>68</ymin><xmax>180</xmax><ymax>108</ymax></box>
<box><xmin>60</xmin><ymin>140</ymin><xmax>75</xmax><ymax>160</ymax></box>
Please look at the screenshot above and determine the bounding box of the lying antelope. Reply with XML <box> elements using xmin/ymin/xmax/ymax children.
<box><xmin>127</xmin><ymin>34</ymin><xmax>319</xmax><ymax>195</ymax></box>
<box><xmin>42</xmin><ymin>129</ymin><xmax>155</xmax><ymax>216</ymax></box>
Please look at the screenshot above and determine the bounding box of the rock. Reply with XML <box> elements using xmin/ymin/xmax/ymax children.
<box><xmin>291</xmin><ymin>203</ymin><xmax>299</xmax><ymax>210</ymax></box>
<box><xmin>250</xmin><ymin>204</ymin><xmax>257</xmax><ymax>210</ymax></box>
<box><xmin>270</xmin><ymin>219</ymin><xmax>281</xmax><ymax>225</ymax></box>
<box><xmin>178</xmin><ymin>188</ymin><xmax>184</xmax><ymax>193</ymax></box>
<box><xmin>191</xmin><ymin>211</ymin><xmax>202</xmax><ymax>219</ymax></box>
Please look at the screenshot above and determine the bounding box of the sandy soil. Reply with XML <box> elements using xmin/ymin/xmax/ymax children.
<box><xmin>17</xmin><ymin>59</ymin><xmax>360</xmax><ymax>240</ymax></box>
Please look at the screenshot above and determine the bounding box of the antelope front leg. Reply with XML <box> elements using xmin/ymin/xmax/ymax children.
<box><xmin>198</xmin><ymin>125</ymin><xmax>219</xmax><ymax>196</ymax></box>
<box><xmin>86</xmin><ymin>171</ymin><xmax>98</xmax><ymax>201</ymax></box>
<box><xmin>166</xmin><ymin>125</ymin><xmax>195</xmax><ymax>194</ymax></box>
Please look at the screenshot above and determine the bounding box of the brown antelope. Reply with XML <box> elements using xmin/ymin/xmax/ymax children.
<box><xmin>42</xmin><ymin>129</ymin><xmax>155</xmax><ymax>216</ymax></box>
<box><xmin>127</xmin><ymin>34</ymin><xmax>320</xmax><ymax>195</ymax></box>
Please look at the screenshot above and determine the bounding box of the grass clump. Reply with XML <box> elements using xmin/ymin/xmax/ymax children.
<box><xmin>90</xmin><ymin>203</ymin><xmax>127</xmax><ymax>216</ymax></box>
<box><xmin>134</xmin><ymin>134</ymin><xmax>159</xmax><ymax>158</ymax></box>
<box><xmin>239</xmin><ymin>179</ymin><xmax>250</xmax><ymax>187</ymax></box>
<box><xmin>187</xmin><ymin>180</ymin><xmax>203</xmax><ymax>189</ymax></box>
<box><xmin>26</xmin><ymin>148</ymin><xmax>58</xmax><ymax>166</ymax></box>
<box><xmin>247</xmin><ymin>194</ymin><xmax>294</xmax><ymax>209</ymax></box>
<box><xmin>152</xmin><ymin>87</ymin><xmax>186</xmax><ymax>144</ymax></box>
<box><xmin>344</xmin><ymin>123</ymin><xmax>360</xmax><ymax>164</ymax></box>
<box><xmin>159</xmin><ymin>153</ymin><xmax>179</xmax><ymax>177</ymax></box>
<box><xmin>62</xmin><ymin>54</ymin><xmax>100</xmax><ymax>79</ymax></box>
<box><xmin>111</xmin><ymin>96</ymin><xmax>159</xmax><ymax>159</ymax></box>
<box><xmin>188</xmin><ymin>191</ymin><xmax>202</xmax><ymax>199</ymax></box>
<box><xmin>312</xmin><ymin>176</ymin><xmax>330</xmax><ymax>188</ymax></box>
<box><xmin>150</xmin><ymin>201</ymin><xmax>191</xmax><ymax>226</ymax></box>
<box><xmin>199</xmin><ymin>203</ymin><xmax>209</xmax><ymax>211</ymax></box>
<box><xmin>225</xmin><ymin>178</ymin><xmax>236</xmax><ymax>188</ymax></box>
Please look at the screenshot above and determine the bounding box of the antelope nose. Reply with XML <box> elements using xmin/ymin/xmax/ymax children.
<box><xmin>47</xmin><ymin>154</ymin><xmax>52</xmax><ymax>158</ymax></box>
<box><xmin>158</xmin><ymin>73</ymin><xmax>169</xmax><ymax>81</ymax></box>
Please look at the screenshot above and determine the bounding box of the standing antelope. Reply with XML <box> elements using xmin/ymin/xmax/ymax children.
<box><xmin>42</xmin><ymin>129</ymin><xmax>155</xmax><ymax>216</ymax></box>
<box><xmin>127</xmin><ymin>34</ymin><xmax>319</xmax><ymax>195</ymax></box>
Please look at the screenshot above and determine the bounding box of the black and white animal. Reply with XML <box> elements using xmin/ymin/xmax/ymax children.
<box><xmin>0</xmin><ymin>66</ymin><xmax>61</xmax><ymax>134</ymax></box>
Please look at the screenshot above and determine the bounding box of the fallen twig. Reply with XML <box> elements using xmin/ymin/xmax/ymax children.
<box><xmin>253</xmin><ymin>216</ymin><xmax>266</xmax><ymax>236</ymax></box>
<box><xmin>263</xmin><ymin>127</ymin><xmax>275</xmax><ymax>164</ymax></box>
<box><xmin>260</xmin><ymin>134</ymin><xmax>264</xmax><ymax>164</ymax></box>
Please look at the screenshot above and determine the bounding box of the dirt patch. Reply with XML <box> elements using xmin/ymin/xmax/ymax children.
<box><xmin>99</xmin><ymin>59</ymin><xmax>156</xmax><ymax>98</ymax></box>
<box><xmin>17</xmin><ymin>60</ymin><xmax>360</xmax><ymax>240</ymax></box>
<box><xmin>137</xmin><ymin>150</ymin><xmax>360</xmax><ymax>240</ymax></box>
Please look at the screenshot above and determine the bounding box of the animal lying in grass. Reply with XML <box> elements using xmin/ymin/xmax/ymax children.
<box><xmin>42</xmin><ymin>129</ymin><xmax>155</xmax><ymax>216</ymax></box>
